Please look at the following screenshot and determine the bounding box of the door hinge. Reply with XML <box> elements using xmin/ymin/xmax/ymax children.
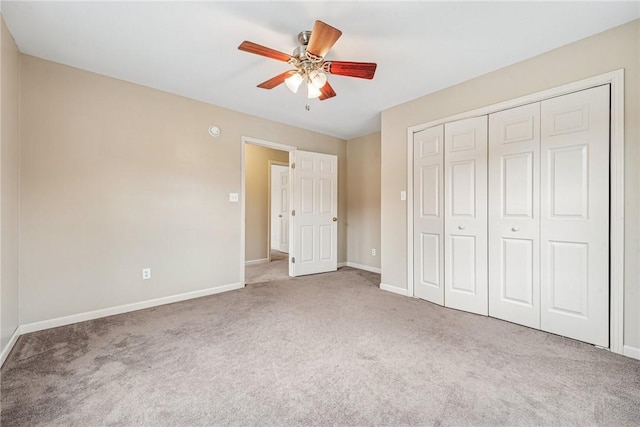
<box><xmin>291</xmin><ymin>210</ymin><xmax>295</xmax><ymax>216</ymax></box>
<box><xmin>291</xmin><ymin>162</ymin><xmax>296</xmax><ymax>169</ymax></box>
<box><xmin>291</xmin><ymin>257</ymin><xmax>295</xmax><ymax>264</ymax></box>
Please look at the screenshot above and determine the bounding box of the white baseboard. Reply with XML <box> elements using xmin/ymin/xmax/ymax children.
<box><xmin>245</xmin><ymin>258</ymin><xmax>269</xmax><ymax>266</ymax></box>
<box><xmin>20</xmin><ymin>282</ymin><xmax>244</xmax><ymax>335</ymax></box>
<box><xmin>1</xmin><ymin>326</ymin><xmax>22</xmax><ymax>367</ymax></box>
<box><xmin>380</xmin><ymin>283</ymin><xmax>409</xmax><ymax>296</ymax></box>
<box><xmin>623</xmin><ymin>344</ymin><xmax>640</xmax><ymax>360</ymax></box>
<box><xmin>342</xmin><ymin>262</ymin><xmax>381</xmax><ymax>274</ymax></box>
<box><xmin>337</xmin><ymin>262</ymin><xmax>347</xmax><ymax>268</ymax></box>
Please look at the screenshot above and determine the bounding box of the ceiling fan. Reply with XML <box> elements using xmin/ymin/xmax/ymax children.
<box><xmin>238</xmin><ymin>20</ymin><xmax>377</xmax><ymax>102</ymax></box>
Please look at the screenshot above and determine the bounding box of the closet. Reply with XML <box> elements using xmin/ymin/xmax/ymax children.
<box><xmin>413</xmin><ymin>84</ymin><xmax>610</xmax><ymax>347</ymax></box>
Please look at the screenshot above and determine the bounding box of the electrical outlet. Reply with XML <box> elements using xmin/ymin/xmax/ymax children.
<box><xmin>371</xmin><ymin>248</ymin><xmax>376</xmax><ymax>256</ymax></box>
<box><xmin>142</xmin><ymin>268</ymin><xmax>151</xmax><ymax>280</ymax></box>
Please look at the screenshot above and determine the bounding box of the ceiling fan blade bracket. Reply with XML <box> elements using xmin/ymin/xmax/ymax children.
<box><xmin>305</xmin><ymin>51</ymin><xmax>324</xmax><ymax>63</ymax></box>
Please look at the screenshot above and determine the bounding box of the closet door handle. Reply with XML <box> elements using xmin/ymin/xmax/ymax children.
<box><xmin>511</xmin><ymin>227</ymin><xmax>519</xmax><ymax>232</ymax></box>
<box><xmin>458</xmin><ymin>225</ymin><xmax>465</xmax><ymax>230</ymax></box>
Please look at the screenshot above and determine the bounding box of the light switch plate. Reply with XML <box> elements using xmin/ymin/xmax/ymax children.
<box><xmin>229</xmin><ymin>193</ymin><xmax>239</xmax><ymax>202</ymax></box>
<box><xmin>400</xmin><ymin>191</ymin><xmax>407</xmax><ymax>201</ymax></box>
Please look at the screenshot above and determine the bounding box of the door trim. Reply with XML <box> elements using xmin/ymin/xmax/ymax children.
<box><xmin>406</xmin><ymin>69</ymin><xmax>624</xmax><ymax>355</ymax></box>
<box><xmin>241</xmin><ymin>136</ymin><xmax>296</xmax><ymax>287</ymax></box>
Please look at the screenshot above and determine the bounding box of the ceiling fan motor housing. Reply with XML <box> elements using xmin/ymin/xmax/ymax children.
<box><xmin>295</xmin><ymin>30</ymin><xmax>323</xmax><ymax>63</ymax></box>
<box><xmin>292</xmin><ymin>30</ymin><xmax>324</xmax><ymax>76</ymax></box>
<box><xmin>292</xmin><ymin>45</ymin><xmax>307</xmax><ymax>61</ymax></box>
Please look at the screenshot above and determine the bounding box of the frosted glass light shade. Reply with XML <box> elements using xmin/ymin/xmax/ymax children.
<box><xmin>307</xmin><ymin>83</ymin><xmax>321</xmax><ymax>99</ymax></box>
<box><xmin>285</xmin><ymin>73</ymin><xmax>303</xmax><ymax>93</ymax></box>
<box><xmin>309</xmin><ymin>70</ymin><xmax>327</xmax><ymax>89</ymax></box>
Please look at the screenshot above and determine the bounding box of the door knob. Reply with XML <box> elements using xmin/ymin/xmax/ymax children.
<box><xmin>458</xmin><ymin>225</ymin><xmax>465</xmax><ymax>230</ymax></box>
<box><xmin>333</xmin><ymin>217</ymin><xmax>338</xmax><ymax>222</ymax></box>
<box><xmin>511</xmin><ymin>227</ymin><xmax>519</xmax><ymax>232</ymax></box>
<box><xmin>278</xmin><ymin>214</ymin><xmax>283</xmax><ymax>218</ymax></box>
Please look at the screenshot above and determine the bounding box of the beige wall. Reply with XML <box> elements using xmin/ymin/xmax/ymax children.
<box><xmin>245</xmin><ymin>144</ymin><xmax>288</xmax><ymax>262</ymax></box>
<box><xmin>346</xmin><ymin>132</ymin><xmax>381</xmax><ymax>270</ymax></box>
<box><xmin>381</xmin><ymin>20</ymin><xmax>640</xmax><ymax>348</ymax></box>
<box><xmin>1</xmin><ymin>16</ymin><xmax>20</xmax><ymax>354</ymax></box>
<box><xmin>19</xmin><ymin>54</ymin><xmax>346</xmax><ymax>325</ymax></box>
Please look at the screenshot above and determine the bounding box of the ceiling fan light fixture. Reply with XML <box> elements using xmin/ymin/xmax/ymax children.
<box><xmin>285</xmin><ymin>72</ymin><xmax>303</xmax><ymax>93</ymax></box>
<box><xmin>309</xmin><ymin>70</ymin><xmax>327</xmax><ymax>89</ymax></box>
<box><xmin>307</xmin><ymin>83</ymin><xmax>321</xmax><ymax>99</ymax></box>
<box><xmin>238</xmin><ymin>20</ymin><xmax>377</xmax><ymax>102</ymax></box>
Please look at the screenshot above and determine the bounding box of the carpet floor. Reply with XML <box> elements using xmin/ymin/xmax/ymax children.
<box><xmin>245</xmin><ymin>250</ymin><xmax>290</xmax><ymax>285</ymax></box>
<box><xmin>2</xmin><ymin>267</ymin><xmax>639</xmax><ymax>426</ymax></box>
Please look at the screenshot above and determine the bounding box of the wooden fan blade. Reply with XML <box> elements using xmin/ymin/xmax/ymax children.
<box><xmin>257</xmin><ymin>70</ymin><xmax>296</xmax><ymax>89</ymax></box>
<box><xmin>326</xmin><ymin>61</ymin><xmax>377</xmax><ymax>79</ymax></box>
<box><xmin>319</xmin><ymin>81</ymin><xmax>336</xmax><ymax>101</ymax></box>
<box><xmin>306</xmin><ymin>20</ymin><xmax>342</xmax><ymax>59</ymax></box>
<box><xmin>238</xmin><ymin>41</ymin><xmax>292</xmax><ymax>62</ymax></box>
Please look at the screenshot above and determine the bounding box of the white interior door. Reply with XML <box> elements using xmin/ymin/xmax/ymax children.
<box><xmin>278</xmin><ymin>169</ymin><xmax>289</xmax><ymax>253</ymax></box>
<box><xmin>540</xmin><ymin>85</ymin><xmax>610</xmax><ymax>347</ymax></box>
<box><xmin>270</xmin><ymin>164</ymin><xmax>288</xmax><ymax>252</ymax></box>
<box><xmin>444</xmin><ymin>116</ymin><xmax>488</xmax><ymax>315</ymax></box>
<box><xmin>413</xmin><ymin>125</ymin><xmax>444</xmax><ymax>304</ymax></box>
<box><xmin>488</xmin><ymin>102</ymin><xmax>541</xmax><ymax>329</ymax></box>
<box><xmin>270</xmin><ymin>166</ymin><xmax>280</xmax><ymax>250</ymax></box>
<box><xmin>291</xmin><ymin>150</ymin><xmax>338</xmax><ymax>276</ymax></box>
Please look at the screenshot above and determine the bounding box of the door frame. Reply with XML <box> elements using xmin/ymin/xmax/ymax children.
<box><xmin>406</xmin><ymin>69</ymin><xmax>625</xmax><ymax>355</ymax></box>
<box><xmin>268</xmin><ymin>161</ymin><xmax>289</xmax><ymax>259</ymax></box>
<box><xmin>241</xmin><ymin>136</ymin><xmax>296</xmax><ymax>287</ymax></box>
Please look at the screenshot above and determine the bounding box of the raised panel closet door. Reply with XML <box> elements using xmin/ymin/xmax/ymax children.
<box><xmin>444</xmin><ymin>116</ymin><xmax>488</xmax><ymax>315</ymax></box>
<box><xmin>540</xmin><ymin>85</ymin><xmax>610</xmax><ymax>347</ymax></box>
<box><xmin>488</xmin><ymin>102</ymin><xmax>541</xmax><ymax>329</ymax></box>
<box><xmin>413</xmin><ymin>125</ymin><xmax>444</xmax><ymax>304</ymax></box>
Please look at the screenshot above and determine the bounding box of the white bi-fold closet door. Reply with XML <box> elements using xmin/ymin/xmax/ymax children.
<box><xmin>413</xmin><ymin>126</ymin><xmax>445</xmax><ymax>305</ymax></box>
<box><xmin>413</xmin><ymin>116</ymin><xmax>488</xmax><ymax>315</ymax></box>
<box><xmin>540</xmin><ymin>86</ymin><xmax>610</xmax><ymax>346</ymax></box>
<box><xmin>489</xmin><ymin>85</ymin><xmax>610</xmax><ymax>346</ymax></box>
<box><xmin>488</xmin><ymin>102</ymin><xmax>541</xmax><ymax>329</ymax></box>
<box><xmin>444</xmin><ymin>117</ymin><xmax>488</xmax><ymax>315</ymax></box>
<box><xmin>414</xmin><ymin>84</ymin><xmax>610</xmax><ymax>347</ymax></box>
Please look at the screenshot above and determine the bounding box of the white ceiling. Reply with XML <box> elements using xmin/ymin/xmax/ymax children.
<box><xmin>2</xmin><ymin>1</ymin><xmax>638</xmax><ymax>139</ymax></box>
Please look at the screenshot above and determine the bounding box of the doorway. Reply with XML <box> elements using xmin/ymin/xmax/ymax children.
<box><xmin>244</xmin><ymin>143</ymin><xmax>291</xmax><ymax>285</ymax></box>
<box><xmin>240</xmin><ymin>136</ymin><xmax>340</xmax><ymax>286</ymax></box>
